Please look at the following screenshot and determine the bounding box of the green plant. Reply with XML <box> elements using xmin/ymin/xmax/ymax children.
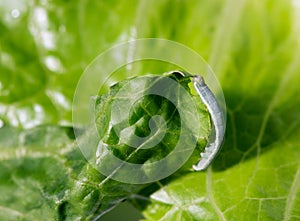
<box><xmin>1</xmin><ymin>0</ymin><xmax>300</xmax><ymax>220</ymax></box>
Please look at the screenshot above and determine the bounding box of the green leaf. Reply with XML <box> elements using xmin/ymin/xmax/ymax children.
<box><xmin>93</xmin><ymin>72</ymin><xmax>209</xmax><ymax>183</ymax></box>
<box><xmin>0</xmin><ymin>124</ymin><xmax>142</xmax><ymax>220</ymax></box>
<box><xmin>62</xmin><ymin>72</ymin><xmax>210</xmax><ymax>219</ymax></box>
<box><xmin>0</xmin><ymin>72</ymin><xmax>211</xmax><ymax>220</ymax></box>
<box><xmin>140</xmin><ymin>136</ymin><xmax>300</xmax><ymax>221</ymax></box>
<box><xmin>0</xmin><ymin>0</ymin><xmax>137</xmax><ymax>128</ymax></box>
<box><xmin>136</xmin><ymin>1</ymin><xmax>300</xmax><ymax>220</ymax></box>
<box><xmin>0</xmin><ymin>125</ymin><xmax>75</xmax><ymax>220</ymax></box>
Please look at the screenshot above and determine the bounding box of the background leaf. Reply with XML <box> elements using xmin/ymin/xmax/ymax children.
<box><xmin>0</xmin><ymin>0</ymin><xmax>137</xmax><ymax>128</ymax></box>
<box><xmin>0</xmin><ymin>125</ymin><xmax>75</xmax><ymax>220</ymax></box>
<box><xmin>133</xmin><ymin>0</ymin><xmax>300</xmax><ymax>220</ymax></box>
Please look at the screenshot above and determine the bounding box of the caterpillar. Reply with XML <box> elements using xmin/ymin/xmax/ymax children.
<box><xmin>192</xmin><ymin>75</ymin><xmax>225</xmax><ymax>171</ymax></box>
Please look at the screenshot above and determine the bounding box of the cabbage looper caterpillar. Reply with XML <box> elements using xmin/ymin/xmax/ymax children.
<box><xmin>165</xmin><ymin>71</ymin><xmax>225</xmax><ymax>170</ymax></box>
<box><xmin>192</xmin><ymin>75</ymin><xmax>225</xmax><ymax>171</ymax></box>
